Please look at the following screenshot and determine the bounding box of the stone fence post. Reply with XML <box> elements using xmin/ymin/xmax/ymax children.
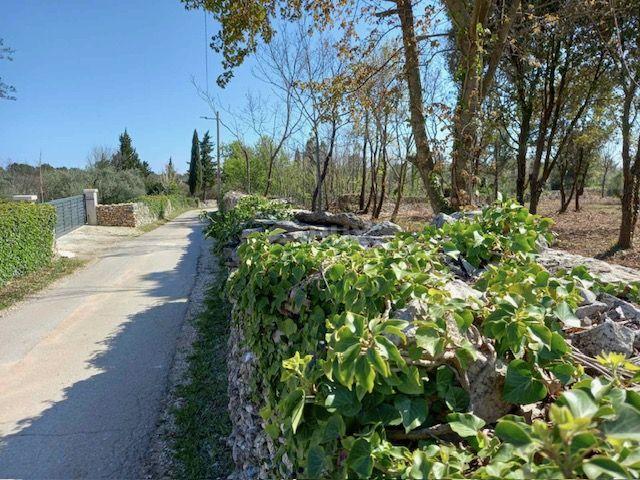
<box><xmin>83</xmin><ymin>189</ymin><xmax>98</xmax><ymax>225</ymax></box>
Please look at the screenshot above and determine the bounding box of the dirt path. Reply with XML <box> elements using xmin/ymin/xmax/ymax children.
<box><xmin>0</xmin><ymin>209</ymin><xmax>209</xmax><ymax>479</ymax></box>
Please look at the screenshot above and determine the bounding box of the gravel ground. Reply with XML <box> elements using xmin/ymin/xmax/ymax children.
<box><xmin>55</xmin><ymin>225</ymin><xmax>143</xmax><ymax>259</ymax></box>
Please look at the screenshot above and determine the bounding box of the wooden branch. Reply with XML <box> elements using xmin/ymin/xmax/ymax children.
<box><xmin>480</xmin><ymin>0</ymin><xmax>522</xmax><ymax>100</ymax></box>
<box><xmin>387</xmin><ymin>423</ymin><xmax>454</xmax><ymax>441</ymax></box>
<box><xmin>374</xmin><ymin>8</ymin><xmax>399</xmax><ymax>18</ymax></box>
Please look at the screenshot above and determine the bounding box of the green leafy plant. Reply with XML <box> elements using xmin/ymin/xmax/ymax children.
<box><xmin>0</xmin><ymin>201</ymin><xmax>56</xmax><ymax>286</ymax></box>
<box><xmin>222</xmin><ymin>198</ymin><xmax>640</xmax><ymax>478</ymax></box>
<box><xmin>202</xmin><ymin>195</ymin><xmax>291</xmax><ymax>252</ymax></box>
<box><xmin>136</xmin><ymin>194</ymin><xmax>197</xmax><ymax>220</ymax></box>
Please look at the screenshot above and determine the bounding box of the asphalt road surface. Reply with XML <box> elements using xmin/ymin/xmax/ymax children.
<box><xmin>0</xmin><ymin>210</ymin><xmax>207</xmax><ymax>478</ymax></box>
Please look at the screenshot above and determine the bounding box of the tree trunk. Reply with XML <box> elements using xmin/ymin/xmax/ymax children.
<box><xmin>601</xmin><ymin>163</ymin><xmax>609</xmax><ymax>198</ymax></box>
<box><xmin>446</xmin><ymin>0</ymin><xmax>521</xmax><ymax>208</ymax></box>
<box><xmin>391</xmin><ymin>162</ymin><xmax>408</xmax><ymax>222</ymax></box>
<box><xmin>395</xmin><ymin>0</ymin><xmax>450</xmax><ymax>213</ymax></box>
<box><xmin>312</xmin><ymin>130</ymin><xmax>322</xmax><ymax>211</ymax></box>
<box><xmin>575</xmin><ymin>156</ymin><xmax>589</xmax><ymax>212</ymax></box>
<box><xmin>359</xmin><ymin>115</ymin><xmax>368</xmax><ymax>211</ymax></box>
<box><xmin>516</xmin><ymin>104</ymin><xmax>532</xmax><ymax>205</ymax></box>
<box><xmin>373</xmin><ymin>132</ymin><xmax>388</xmax><ymax>220</ymax></box>
<box><xmin>618</xmin><ymin>85</ymin><xmax>638</xmax><ymax>249</ymax></box>
<box><xmin>363</xmin><ymin>133</ymin><xmax>378</xmax><ymax>214</ymax></box>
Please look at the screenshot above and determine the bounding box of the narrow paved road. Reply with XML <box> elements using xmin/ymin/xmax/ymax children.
<box><xmin>0</xmin><ymin>210</ymin><xmax>208</xmax><ymax>479</ymax></box>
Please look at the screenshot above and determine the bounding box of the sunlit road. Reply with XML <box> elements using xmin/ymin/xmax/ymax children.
<box><xmin>0</xmin><ymin>209</ymin><xmax>207</xmax><ymax>478</ymax></box>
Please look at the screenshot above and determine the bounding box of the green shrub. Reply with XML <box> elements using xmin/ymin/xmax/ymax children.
<box><xmin>0</xmin><ymin>202</ymin><xmax>56</xmax><ymax>286</ymax></box>
<box><xmin>202</xmin><ymin>195</ymin><xmax>291</xmax><ymax>252</ymax></box>
<box><xmin>94</xmin><ymin>167</ymin><xmax>146</xmax><ymax>204</ymax></box>
<box><xmin>136</xmin><ymin>194</ymin><xmax>198</xmax><ymax>220</ymax></box>
<box><xmin>226</xmin><ymin>199</ymin><xmax>640</xmax><ymax>478</ymax></box>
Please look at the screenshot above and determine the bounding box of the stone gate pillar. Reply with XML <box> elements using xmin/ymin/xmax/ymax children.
<box><xmin>83</xmin><ymin>189</ymin><xmax>99</xmax><ymax>225</ymax></box>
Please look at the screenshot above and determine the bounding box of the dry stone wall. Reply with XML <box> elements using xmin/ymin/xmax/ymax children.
<box><xmin>96</xmin><ymin>202</ymin><xmax>155</xmax><ymax>227</ymax></box>
<box><xmin>222</xmin><ymin>209</ymin><xmax>640</xmax><ymax>479</ymax></box>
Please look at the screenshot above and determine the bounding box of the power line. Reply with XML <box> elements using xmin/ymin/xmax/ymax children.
<box><xmin>203</xmin><ymin>9</ymin><xmax>209</xmax><ymax>96</ymax></box>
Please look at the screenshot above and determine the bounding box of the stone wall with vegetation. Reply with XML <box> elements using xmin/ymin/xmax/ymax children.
<box><xmin>0</xmin><ymin>201</ymin><xmax>56</xmax><ymax>286</ymax></box>
<box><xmin>205</xmin><ymin>196</ymin><xmax>640</xmax><ymax>479</ymax></box>
<box><xmin>96</xmin><ymin>203</ymin><xmax>149</xmax><ymax>227</ymax></box>
<box><xmin>96</xmin><ymin>195</ymin><xmax>197</xmax><ymax>227</ymax></box>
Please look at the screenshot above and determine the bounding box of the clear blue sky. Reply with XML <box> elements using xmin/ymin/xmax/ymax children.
<box><xmin>0</xmin><ymin>0</ymin><xmax>258</xmax><ymax>173</ymax></box>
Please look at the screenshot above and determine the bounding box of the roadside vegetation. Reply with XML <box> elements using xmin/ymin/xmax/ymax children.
<box><xmin>0</xmin><ymin>257</ymin><xmax>86</xmax><ymax>311</ymax></box>
<box><xmin>171</xmin><ymin>275</ymin><xmax>233</xmax><ymax>479</ymax></box>
<box><xmin>205</xmin><ymin>196</ymin><xmax>640</xmax><ymax>478</ymax></box>
<box><xmin>0</xmin><ymin>201</ymin><xmax>56</xmax><ymax>286</ymax></box>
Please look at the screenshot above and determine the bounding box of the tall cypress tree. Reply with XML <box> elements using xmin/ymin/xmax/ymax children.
<box><xmin>188</xmin><ymin>130</ymin><xmax>203</xmax><ymax>196</ymax></box>
<box><xmin>200</xmin><ymin>131</ymin><xmax>215</xmax><ymax>199</ymax></box>
<box><xmin>114</xmin><ymin>129</ymin><xmax>142</xmax><ymax>171</ymax></box>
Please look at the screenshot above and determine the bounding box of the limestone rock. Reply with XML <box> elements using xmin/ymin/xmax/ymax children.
<box><xmin>598</xmin><ymin>293</ymin><xmax>640</xmax><ymax>321</ymax></box>
<box><xmin>574</xmin><ymin>301</ymin><xmax>609</xmax><ymax>320</ymax></box>
<box><xmin>467</xmin><ymin>353</ymin><xmax>511</xmax><ymax>423</ymax></box>
<box><xmin>393</xmin><ymin>299</ymin><xmax>428</xmax><ymax>323</ymax></box>
<box><xmin>294</xmin><ymin>210</ymin><xmax>367</xmax><ymax>230</ymax></box>
<box><xmin>432</xmin><ymin>213</ymin><xmax>454</xmax><ymax>228</ymax></box>
<box><xmin>578</xmin><ymin>288</ymin><xmax>598</xmax><ymax>306</ymax></box>
<box><xmin>363</xmin><ymin>221</ymin><xmax>403</xmax><ymax>236</ymax></box>
<box><xmin>342</xmin><ymin>235</ymin><xmax>395</xmax><ymax>248</ymax></box>
<box><xmin>241</xmin><ymin>227</ymin><xmax>264</xmax><ymax>239</ymax></box>
<box><xmin>269</xmin><ymin>230</ymin><xmax>333</xmax><ymax>245</ymax></box>
<box><xmin>450</xmin><ymin>210</ymin><xmax>482</xmax><ymax>221</ymax></box>
<box><xmin>223</xmin><ymin>191</ymin><xmax>248</xmax><ymax>211</ymax></box>
<box><xmin>443</xmin><ymin>279</ymin><xmax>483</xmax><ymax>302</ymax></box>
<box><xmin>251</xmin><ymin>219</ymin><xmax>333</xmax><ymax>233</ymax></box>
<box><xmin>538</xmin><ymin>248</ymin><xmax>640</xmax><ymax>284</ymax></box>
<box><xmin>571</xmin><ymin>319</ymin><xmax>635</xmax><ymax>357</ymax></box>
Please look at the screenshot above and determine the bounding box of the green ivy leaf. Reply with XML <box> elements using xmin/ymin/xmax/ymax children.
<box><xmin>603</xmin><ymin>404</ymin><xmax>640</xmax><ymax>441</ymax></box>
<box><xmin>583</xmin><ymin>456</ymin><xmax>629</xmax><ymax>480</ymax></box>
<box><xmin>347</xmin><ymin>438</ymin><xmax>373</xmax><ymax>478</ymax></box>
<box><xmin>445</xmin><ymin>386</ymin><xmax>470</xmax><ymax>412</ymax></box>
<box><xmin>324</xmin><ymin>385</ymin><xmax>361</xmax><ymax>417</ymax></box>
<box><xmin>495</xmin><ymin>419</ymin><xmax>532</xmax><ymax>447</ymax></box>
<box><xmin>282</xmin><ymin>318</ymin><xmax>297</xmax><ymax>337</ymax></box>
<box><xmin>322</xmin><ymin>414</ymin><xmax>346</xmax><ymax>442</ymax></box>
<box><xmin>415</xmin><ymin>326</ymin><xmax>443</xmax><ymax>358</ymax></box>
<box><xmin>554</xmin><ymin>301</ymin><xmax>580</xmax><ymax>328</ymax></box>
<box><xmin>409</xmin><ymin>450</ymin><xmax>432</xmax><ymax>479</ymax></box>
<box><xmin>394</xmin><ymin>396</ymin><xmax>428</xmax><ymax>432</ymax></box>
<box><xmin>436</xmin><ymin>366</ymin><xmax>455</xmax><ymax>397</ymax></box>
<box><xmin>447</xmin><ymin>412</ymin><xmax>485</xmax><ymax>438</ymax></box>
<box><xmin>289</xmin><ymin>388</ymin><xmax>305</xmax><ymax>433</ymax></box>
<box><xmin>355</xmin><ymin>355</ymin><xmax>375</xmax><ymax>394</ymax></box>
<box><xmin>562</xmin><ymin>389</ymin><xmax>597</xmax><ymax>419</ymax></box>
<box><xmin>305</xmin><ymin>445</ymin><xmax>326</xmax><ymax>479</ymax></box>
<box><xmin>367</xmin><ymin>347</ymin><xmax>390</xmax><ymax>377</ymax></box>
<box><xmin>503</xmin><ymin>360</ymin><xmax>548</xmax><ymax>404</ymax></box>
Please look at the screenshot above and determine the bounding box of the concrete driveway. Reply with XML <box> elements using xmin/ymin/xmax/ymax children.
<box><xmin>0</xmin><ymin>209</ymin><xmax>208</xmax><ymax>478</ymax></box>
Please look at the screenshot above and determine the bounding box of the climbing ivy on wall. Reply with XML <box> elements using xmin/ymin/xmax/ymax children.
<box><xmin>223</xmin><ymin>199</ymin><xmax>640</xmax><ymax>478</ymax></box>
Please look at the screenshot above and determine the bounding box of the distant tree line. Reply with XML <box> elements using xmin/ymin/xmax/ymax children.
<box><xmin>0</xmin><ymin>129</ymin><xmax>189</xmax><ymax>204</ymax></box>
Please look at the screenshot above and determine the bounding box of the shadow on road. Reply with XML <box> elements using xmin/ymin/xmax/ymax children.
<box><xmin>0</xmin><ymin>219</ymin><xmax>205</xmax><ymax>479</ymax></box>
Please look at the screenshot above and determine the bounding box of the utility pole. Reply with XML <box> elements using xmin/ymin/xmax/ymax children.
<box><xmin>38</xmin><ymin>150</ymin><xmax>44</xmax><ymax>202</ymax></box>
<box><xmin>201</xmin><ymin>112</ymin><xmax>223</xmax><ymax>209</ymax></box>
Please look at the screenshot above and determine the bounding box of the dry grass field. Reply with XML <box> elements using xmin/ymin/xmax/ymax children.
<box><xmin>366</xmin><ymin>190</ymin><xmax>640</xmax><ymax>270</ymax></box>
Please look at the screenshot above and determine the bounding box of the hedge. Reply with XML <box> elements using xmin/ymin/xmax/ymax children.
<box><xmin>0</xmin><ymin>202</ymin><xmax>56</xmax><ymax>286</ymax></box>
<box><xmin>136</xmin><ymin>195</ymin><xmax>198</xmax><ymax>220</ymax></box>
